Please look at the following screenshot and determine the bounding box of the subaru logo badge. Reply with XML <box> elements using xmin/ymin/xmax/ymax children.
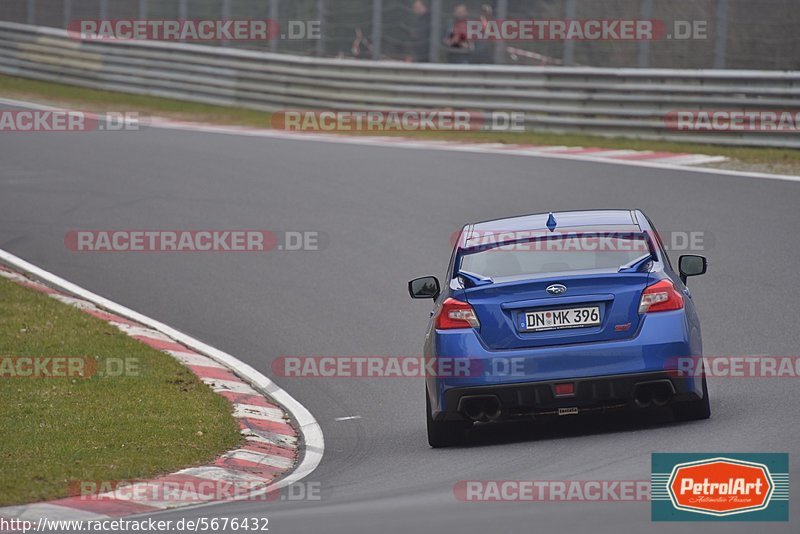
<box><xmin>546</xmin><ymin>284</ymin><xmax>567</xmax><ymax>295</ymax></box>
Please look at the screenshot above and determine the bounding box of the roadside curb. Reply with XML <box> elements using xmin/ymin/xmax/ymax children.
<box><xmin>8</xmin><ymin>95</ymin><xmax>800</xmax><ymax>183</ymax></box>
<box><xmin>0</xmin><ymin>96</ymin><xmax>730</xmax><ymax>168</ymax></box>
<box><xmin>148</xmin><ymin>116</ymin><xmax>730</xmax><ymax>167</ymax></box>
<box><xmin>0</xmin><ymin>254</ymin><xmax>323</xmax><ymax>522</ymax></box>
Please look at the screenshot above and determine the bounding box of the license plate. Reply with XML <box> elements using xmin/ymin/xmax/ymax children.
<box><xmin>523</xmin><ymin>306</ymin><xmax>600</xmax><ymax>332</ymax></box>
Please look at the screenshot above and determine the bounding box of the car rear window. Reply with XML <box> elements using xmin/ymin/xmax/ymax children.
<box><xmin>459</xmin><ymin>233</ymin><xmax>651</xmax><ymax>279</ymax></box>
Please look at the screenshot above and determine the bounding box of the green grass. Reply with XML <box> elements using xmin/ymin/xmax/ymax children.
<box><xmin>1</xmin><ymin>73</ymin><xmax>798</xmax><ymax>174</ymax></box>
<box><xmin>0</xmin><ymin>276</ymin><xmax>242</xmax><ymax>506</ymax></box>
<box><xmin>0</xmin><ymin>74</ymin><xmax>274</xmax><ymax>127</ymax></box>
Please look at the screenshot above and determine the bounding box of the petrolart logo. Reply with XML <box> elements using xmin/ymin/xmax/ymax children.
<box><xmin>652</xmin><ymin>453</ymin><xmax>789</xmax><ymax>521</ymax></box>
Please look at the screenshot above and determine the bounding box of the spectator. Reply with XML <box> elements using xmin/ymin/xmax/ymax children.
<box><xmin>351</xmin><ymin>28</ymin><xmax>372</xmax><ymax>58</ymax></box>
<box><xmin>444</xmin><ymin>3</ymin><xmax>473</xmax><ymax>64</ymax></box>
<box><xmin>474</xmin><ymin>4</ymin><xmax>494</xmax><ymax>63</ymax></box>
<box><xmin>407</xmin><ymin>0</ymin><xmax>431</xmax><ymax>62</ymax></box>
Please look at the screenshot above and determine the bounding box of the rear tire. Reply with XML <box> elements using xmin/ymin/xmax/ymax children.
<box><xmin>426</xmin><ymin>389</ymin><xmax>470</xmax><ymax>448</ymax></box>
<box><xmin>673</xmin><ymin>373</ymin><xmax>710</xmax><ymax>421</ymax></box>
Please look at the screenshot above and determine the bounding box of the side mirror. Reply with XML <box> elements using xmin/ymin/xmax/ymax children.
<box><xmin>679</xmin><ymin>255</ymin><xmax>707</xmax><ymax>284</ymax></box>
<box><xmin>408</xmin><ymin>276</ymin><xmax>440</xmax><ymax>300</ymax></box>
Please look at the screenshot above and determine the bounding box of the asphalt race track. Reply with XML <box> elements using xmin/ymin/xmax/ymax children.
<box><xmin>1</xmin><ymin>114</ymin><xmax>799</xmax><ymax>533</ymax></box>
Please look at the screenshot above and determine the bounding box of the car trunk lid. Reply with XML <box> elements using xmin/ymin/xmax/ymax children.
<box><xmin>463</xmin><ymin>271</ymin><xmax>650</xmax><ymax>350</ymax></box>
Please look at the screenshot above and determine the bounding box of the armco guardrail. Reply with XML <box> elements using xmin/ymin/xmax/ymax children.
<box><xmin>1</xmin><ymin>21</ymin><xmax>799</xmax><ymax>148</ymax></box>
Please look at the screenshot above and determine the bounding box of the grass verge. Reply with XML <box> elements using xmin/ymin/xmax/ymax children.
<box><xmin>1</xmin><ymin>74</ymin><xmax>798</xmax><ymax>176</ymax></box>
<box><xmin>0</xmin><ymin>275</ymin><xmax>242</xmax><ymax>506</ymax></box>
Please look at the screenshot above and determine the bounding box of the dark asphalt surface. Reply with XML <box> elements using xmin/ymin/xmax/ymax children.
<box><xmin>1</xmin><ymin>116</ymin><xmax>799</xmax><ymax>533</ymax></box>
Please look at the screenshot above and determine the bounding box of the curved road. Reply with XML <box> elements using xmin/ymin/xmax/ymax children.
<box><xmin>1</xmin><ymin>114</ymin><xmax>798</xmax><ymax>533</ymax></box>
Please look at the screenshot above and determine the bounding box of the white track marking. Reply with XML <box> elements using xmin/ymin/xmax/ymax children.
<box><xmin>50</xmin><ymin>294</ymin><xmax>98</xmax><ymax>308</ymax></box>
<box><xmin>88</xmin><ymin>482</ymin><xmax>187</xmax><ymax>510</ymax></box>
<box><xmin>115</xmin><ymin>493</ymin><xmax>208</xmax><ymax>510</ymax></box>
<box><xmin>0</xmin><ymin>270</ymin><xmax>33</xmax><ymax>283</ymax></box>
<box><xmin>111</xmin><ymin>323</ymin><xmax>176</xmax><ymax>342</ymax></box>
<box><xmin>573</xmin><ymin>149</ymin><xmax>641</xmax><ymax>158</ymax></box>
<box><xmin>176</xmin><ymin>467</ymin><xmax>270</xmax><ymax>485</ymax></box>
<box><xmin>221</xmin><ymin>449</ymin><xmax>294</xmax><ymax>470</ymax></box>
<box><xmin>201</xmin><ymin>377</ymin><xmax>260</xmax><ymax>394</ymax></box>
<box><xmin>529</xmin><ymin>145</ymin><xmax>572</xmax><ymax>152</ymax></box>
<box><xmin>165</xmin><ymin>350</ymin><xmax>226</xmax><ymax>369</ymax></box>
<box><xmin>651</xmin><ymin>154</ymin><xmax>729</xmax><ymax>165</ymax></box>
<box><xmin>233</xmin><ymin>403</ymin><xmax>286</xmax><ymax>422</ymax></box>
<box><xmin>242</xmin><ymin>429</ymin><xmax>298</xmax><ymax>448</ymax></box>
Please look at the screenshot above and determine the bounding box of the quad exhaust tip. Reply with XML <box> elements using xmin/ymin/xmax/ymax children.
<box><xmin>633</xmin><ymin>380</ymin><xmax>675</xmax><ymax>408</ymax></box>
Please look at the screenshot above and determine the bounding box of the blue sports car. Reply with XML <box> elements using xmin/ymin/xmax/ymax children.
<box><xmin>409</xmin><ymin>209</ymin><xmax>710</xmax><ymax>447</ymax></box>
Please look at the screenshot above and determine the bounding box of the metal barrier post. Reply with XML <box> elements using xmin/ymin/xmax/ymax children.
<box><xmin>562</xmin><ymin>0</ymin><xmax>576</xmax><ymax>66</ymax></box>
<box><xmin>315</xmin><ymin>0</ymin><xmax>325</xmax><ymax>56</ymax></box>
<box><xmin>221</xmin><ymin>0</ymin><xmax>231</xmax><ymax>46</ymax></box>
<box><xmin>62</xmin><ymin>0</ymin><xmax>71</xmax><ymax>28</ymax></box>
<box><xmin>26</xmin><ymin>0</ymin><xmax>35</xmax><ymax>25</ymax></box>
<box><xmin>714</xmin><ymin>0</ymin><xmax>729</xmax><ymax>68</ymax></box>
<box><xmin>429</xmin><ymin>0</ymin><xmax>442</xmax><ymax>62</ymax></box>
<box><xmin>371</xmin><ymin>0</ymin><xmax>383</xmax><ymax>59</ymax></box>
<box><xmin>638</xmin><ymin>0</ymin><xmax>653</xmax><ymax>68</ymax></box>
<box><xmin>493</xmin><ymin>0</ymin><xmax>508</xmax><ymax>64</ymax></box>
<box><xmin>269</xmin><ymin>0</ymin><xmax>279</xmax><ymax>52</ymax></box>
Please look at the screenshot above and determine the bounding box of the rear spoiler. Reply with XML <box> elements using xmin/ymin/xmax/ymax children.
<box><xmin>457</xmin><ymin>270</ymin><xmax>493</xmax><ymax>288</ymax></box>
<box><xmin>618</xmin><ymin>253</ymin><xmax>654</xmax><ymax>273</ymax></box>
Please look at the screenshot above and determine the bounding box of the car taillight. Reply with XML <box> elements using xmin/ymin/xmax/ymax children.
<box><xmin>638</xmin><ymin>279</ymin><xmax>684</xmax><ymax>313</ymax></box>
<box><xmin>435</xmin><ymin>298</ymin><xmax>480</xmax><ymax>329</ymax></box>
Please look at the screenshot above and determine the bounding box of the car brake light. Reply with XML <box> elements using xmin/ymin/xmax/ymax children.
<box><xmin>435</xmin><ymin>298</ymin><xmax>480</xmax><ymax>329</ymax></box>
<box><xmin>638</xmin><ymin>279</ymin><xmax>684</xmax><ymax>313</ymax></box>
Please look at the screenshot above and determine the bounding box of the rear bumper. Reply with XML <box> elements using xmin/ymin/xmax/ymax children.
<box><xmin>438</xmin><ymin>371</ymin><xmax>700</xmax><ymax>421</ymax></box>
<box><xmin>427</xmin><ymin>309</ymin><xmax>703</xmax><ymax>418</ymax></box>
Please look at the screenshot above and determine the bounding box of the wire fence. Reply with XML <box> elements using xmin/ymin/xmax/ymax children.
<box><xmin>0</xmin><ymin>0</ymin><xmax>797</xmax><ymax>69</ymax></box>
